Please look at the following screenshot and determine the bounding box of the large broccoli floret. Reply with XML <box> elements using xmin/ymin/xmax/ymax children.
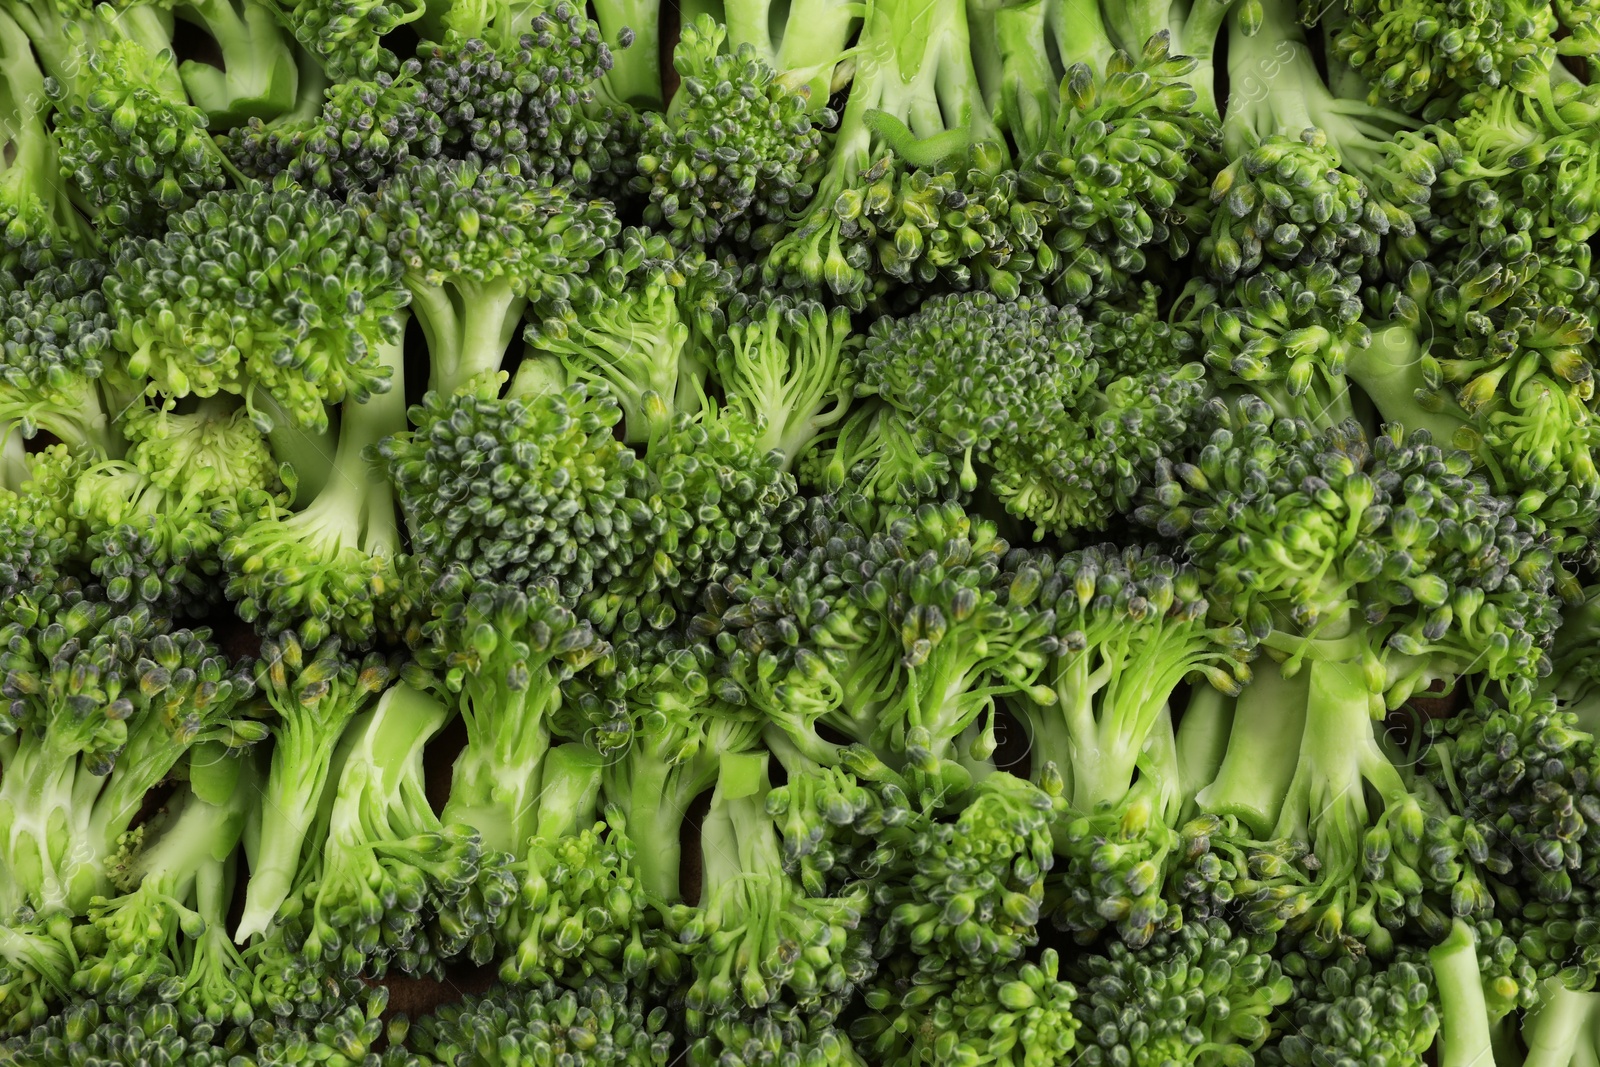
<box><xmin>633</xmin><ymin>15</ymin><xmax>829</xmax><ymax>250</ymax></box>
<box><xmin>416</xmin><ymin>0</ymin><xmax>636</xmax><ymax>192</ymax></box>
<box><xmin>106</xmin><ymin>185</ymin><xmax>409</xmax><ymax>431</ymax></box>
<box><xmin>1145</xmin><ymin>401</ymin><xmax>1560</xmax><ymax>953</ymax></box>
<box><xmin>1005</xmin><ymin>543</ymin><xmax>1248</xmax><ymax>946</ymax></box>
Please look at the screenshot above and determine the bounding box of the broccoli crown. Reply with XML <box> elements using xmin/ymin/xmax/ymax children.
<box><xmin>1139</xmin><ymin>398</ymin><xmax>1561</xmax><ymax>696</ymax></box>
<box><xmin>106</xmin><ymin>186</ymin><xmax>409</xmax><ymax>431</ymax></box>
<box><xmin>416</xmin><ymin>1</ymin><xmax>634</xmax><ymax>192</ymax></box>
<box><xmin>409</xmin><ymin>979</ymin><xmax>675</xmax><ymax>1067</ymax></box>
<box><xmin>633</xmin><ymin>15</ymin><xmax>828</xmax><ymax>249</ymax></box>
<box><xmin>0</xmin><ymin>999</ymin><xmax>243</xmax><ymax>1066</ymax></box>
<box><xmin>223</xmin><ymin>63</ymin><xmax>445</xmax><ymax>197</ymax></box>
<box><xmin>383</xmin><ymin>380</ymin><xmax>650</xmax><ymax>603</ymax></box>
<box><xmin>1327</xmin><ymin>0</ymin><xmax>1556</xmax><ymax>114</ymax></box>
<box><xmin>854</xmin><ymin>948</ymin><xmax>1080</xmax><ymax>1067</ymax></box>
<box><xmin>0</xmin><ymin>257</ymin><xmax>112</xmax><ymax>444</ymax></box>
<box><xmin>48</xmin><ymin>41</ymin><xmax>228</xmax><ymax>239</ymax></box>
<box><xmin>1425</xmin><ymin>691</ymin><xmax>1600</xmax><ymax>906</ymax></box>
<box><xmin>0</xmin><ymin>454</ymin><xmax>81</xmax><ymax>602</ymax></box>
<box><xmin>1019</xmin><ymin>36</ymin><xmax>1219</xmax><ymax>303</ymax></box>
<box><xmin>1263</xmin><ymin>952</ymin><xmax>1439</xmax><ymax>1067</ymax></box>
<box><xmin>1071</xmin><ymin>917</ymin><xmax>1290</xmax><ymax>1067</ymax></box>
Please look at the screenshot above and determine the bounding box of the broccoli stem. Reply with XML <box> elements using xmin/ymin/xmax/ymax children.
<box><xmin>410</xmin><ymin>276</ymin><xmax>525</xmax><ymax>397</ymax></box>
<box><xmin>591</xmin><ymin>0</ymin><xmax>662</xmax><ymax>108</ymax></box>
<box><xmin>721</xmin><ymin>0</ymin><xmax>861</xmax><ymax>105</ymax></box>
<box><xmin>620</xmin><ymin>746</ymin><xmax>720</xmax><ymax>903</ymax></box>
<box><xmin>1223</xmin><ymin>0</ymin><xmax>1318</xmax><ymax>154</ymax></box>
<box><xmin>440</xmin><ymin>679</ymin><xmax>555</xmax><ymax>857</ymax></box>
<box><xmin>1347</xmin><ymin>323</ymin><xmax>1473</xmax><ymax>447</ymax></box>
<box><xmin>1050</xmin><ymin>0</ymin><xmax>1116</xmax><ymax>73</ymax></box>
<box><xmin>1431</xmin><ymin>921</ymin><xmax>1501</xmax><ymax>1067</ymax></box>
<box><xmin>1174</xmin><ymin>683</ymin><xmax>1233</xmax><ymax>814</ymax></box>
<box><xmin>176</xmin><ymin>0</ymin><xmax>300</xmax><ymax>127</ymax></box>
<box><xmin>0</xmin><ymin>730</ymin><xmax>85</xmax><ymax>915</ymax></box>
<box><xmin>1523</xmin><ymin>982</ymin><xmax>1599</xmax><ymax>1067</ymax></box>
<box><xmin>989</xmin><ymin>0</ymin><xmax>1060</xmax><ymax>156</ymax></box>
<box><xmin>531</xmin><ymin>744</ymin><xmax>604</xmax><ymax>842</ymax></box>
<box><xmin>1195</xmin><ymin>659</ymin><xmax>1307</xmax><ymax>835</ymax></box>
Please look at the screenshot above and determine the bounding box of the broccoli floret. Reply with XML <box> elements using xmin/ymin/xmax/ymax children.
<box><xmin>1004</xmin><ymin>543</ymin><xmax>1248</xmax><ymax>944</ymax></box>
<box><xmin>232</xmin><ymin>635</ymin><xmax>395</xmax><ymax>942</ymax></box>
<box><xmin>381</xmin><ymin>379</ymin><xmax>650</xmax><ymax>604</ymax></box>
<box><xmin>1145</xmin><ymin>401</ymin><xmax>1560</xmax><ymax>953</ymax></box>
<box><xmin>71</xmin><ymin>745</ymin><xmax>254</xmax><ymax>1016</ymax></box>
<box><xmin>0</xmin><ymin>10</ymin><xmax>88</xmax><ymax>266</ymax></box>
<box><xmin>106</xmin><ymin>185</ymin><xmax>409</xmax><ymax>431</ymax></box>
<box><xmin>714</xmin><ymin>298</ymin><xmax>856</xmax><ymax>469</ymax></box>
<box><xmin>1204</xmin><ymin>0</ymin><xmax>1438</xmax><ymax>278</ymax></box>
<box><xmin>409</xmin><ymin>979</ymin><xmax>675</xmax><ymax>1067</ymax></box>
<box><xmin>272</xmin><ymin>680</ymin><xmax>486</xmax><ymax>981</ymax></box>
<box><xmin>220</xmin><ymin>334</ymin><xmax>408</xmax><ymax>647</ymax></box>
<box><xmin>1070</xmin><ymin>917</ymin><xmax>1290</xmax><ymax>1067</ymax></box>
<box><xmin>673</xmin><ymin>751</ymin><xmax>874</xmax><ymax>1024</ymax></box>
<box><xmin>1323</xmin><ymin>0</ymin><xmax>1556</xmax><ymax>116</ymax></box>
<box><xmin>222</xmin><ymin>61</ymin><xmax>443</xmax><ymax>197</ymax></box>
<box><xmin>368</xmin><ymin>158</ymin><xmax>625</xmax><ymax>397</ymax></box>
<box><xmin>416</xmin><ymin>0</ymin><xmax>637</xmax><ymax>193</ymax></box>
<box><xmin>633</xmin><ymin>15</ymin><xmax>830</xmax><ymax>250</ymax></box>
<box><xmin>854</xmin><ymin>947</ymin><xmax>1080</xmax><ymax>1067</ymax></box>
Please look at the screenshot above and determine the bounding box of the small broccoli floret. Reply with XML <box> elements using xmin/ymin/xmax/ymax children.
<box><xmin>409</xmin><ymin>568</ymin><xmax>610</xmax><ymax>865</ymax></box>
<box><xmin>714</xmin><ymin>298</ymin><xmax>856</xmax><ymax>469</ymax></box>
<box><xmin>633</xmin><ymin>15</ymin><xmax>829</xmax><ymax>250</ymax></box>
<box><xmin>106</xmin><ymin>185</ymin><xmax>409</xmax><ymax>431</ymax></box>
<box><xmin>262</xmin><ymin>0</ymin><xmax>424</xmax><ymax>77</ymax></box>
<box><xmin>232</xmin><ymin>635</ymin><xmax>395</xmax><ymax>942</ymax></box>
<box><xmin>1324</xmin><ymin>0</ymin><xmax>1556</xmax><ymax>116</ymax></box>
<box><xmin>409</xmin><ymin>978</ymin><xmax>676</xmax><ymax>1067</ymax></box>
<box><xmin>498</xmin><ymin>804</ymin><xmax>674</xmax><ymax>988</ymax></box>
<box><xmin>526</xmin><ymin>277</ymin><xmax>700</xmax><ymax>445</ymax></box>
<box><xmin>0</xmin><ymin>256</ymin><xmax>117</xmax><ymax>459</ymax></box>
<box><xmin>223</xmin><ymin>61</ymin><xmax>443</xmax><ymax>197</ymax></box>
<box><xmin>71</xmin><ymin>745</ymin><xmax>254</xmax><ymax>1013</ymax></box>
<box><xmin>0</xmin><ymin>10</ymin><xmax>87</xmax><ymax>265</ymax></box>
<box><xmin>854</xmin><ymin>947</ymin><xmax>1080</xmax><ymax>1067</ymax></box>
<box><xmin>382</xmin><ymin>379</ymin><xmax>650</xmax><ymax>604</ymax></box>
<box><xmin>1016</xmin><ymin>31</ymin><xmax>1221</xmax><ymax>304</ymax></box>
<box><xmin>221</xmin><ymin>336</ymin><xmax>408</xmax><ymax>647</ymax></box>
<box><xmin>416</xmin><ymin>0</ymin><xmax>635</xmax><ymax>193</ymax></box>
<box><xmin>48</xmin><ymin>38</ymin><xmax>230</xmax><ymax>240</ymax></box>
<box><xmin>0</xmin><ymin>999</ymin><xmax>243</xmax><ymax>1064</ymax></box>
<box><xmin>673</xmin><ymin>751</ymin><xmax>875</xmax><ymax>1025</ymax></box>
<box><xmin>1070</xmin><ymin>917</ymin><xmax>1290</xmax><ymax>1067</ymax></box>
<box><xmin>369</xmin><ymin>158</ymin><xmax>626</xmax><ymax>397</ymax></box>
<box><xmin>1263</xmin><ymin>950</ymin><xmax>1441</xmax><ymax>1067</ymax></box>
<box><xmin>0</xmin><ymin>445</ymin><xmax>83</xmax><ymax>602</ymax></box>
<box><xmin>1203</xmin><ymin>0</ymin><xmax>1437</xmax><ymax>278</ymax></box>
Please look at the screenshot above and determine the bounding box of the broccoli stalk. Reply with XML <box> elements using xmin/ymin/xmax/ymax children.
<box><xmin>1521</xmin><ymin>981</ymin><xmax>1600</xmax><ymax>1067</ymax></box>
<box><xmin>232</xmin><ymin>638</ymin><xmax>394</xmax><ymax>943</ymax></box>
<box><xmin>1432</xmin><ymin>920</ymin><xmax>1502</xmax><ymax>1067</ymax></box>
<box><xmin>170</xmin><ymin>0</ymin><xmax>302</xmax><ymax>127</ymax></box>
<box><xmin>73</xmin><ymin>744</ymin><xmax>253</xmax><ymax>1009</ymax></box>
<box><xmin>1099</xmin><ymin>0</ymin><xmax>1238</xmax><ymax>116</ymax></box>
<box><xmin>588</xmin><ymin>0</ymin><xmax>655</xmax><ymax>107</ymax></box>
<box><xmin>283</xmin><ymin>681</ymin><xmax>487</xmax><ymax>978</ymax></box>
<box><xmin>1194</xmin><ymin>659</ymin><xmax>1308</xmax><ymax>835</ymax></box>
<box><xmin>222</xmin><ymin>336</ymin><xmax>407</xmax><ymax>647</ymax></box>
<box><xmin>716</xmin><ymin>0</ymin><xmax>862</xmax><ymax>105</ymax></box>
